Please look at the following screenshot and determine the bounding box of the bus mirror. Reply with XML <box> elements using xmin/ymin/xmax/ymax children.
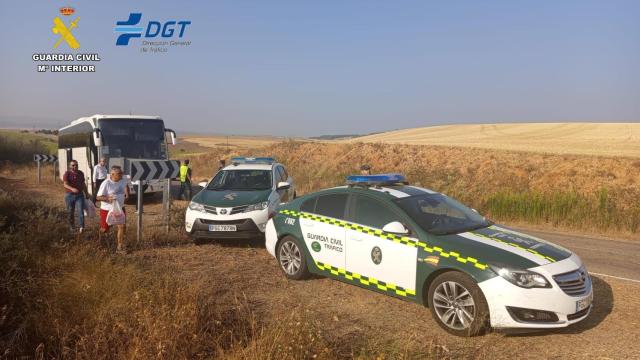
<box><xmin>166</xmin><ymin>129</ymin><xmax>177</xmax><ymax>145</ymax></box>
<box><xmin>93</xmin><ymin>129</ymin><xmax>102</xmax><ymax>147</ymax></box>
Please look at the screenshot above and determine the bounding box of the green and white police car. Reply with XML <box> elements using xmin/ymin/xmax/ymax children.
<box><xmin>265</xmin><ymin>174</ymin><xmax>593</xmax><ymax>336</ymax></box>
<box><xmin>185</xmin><ymin>157</ymin><xmax>295</xmax><ymax>241</ymax></box>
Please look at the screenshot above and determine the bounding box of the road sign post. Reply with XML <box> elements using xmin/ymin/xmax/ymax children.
<box><xmin>127</xmin><ymin>159</ymin><xmax>180</xmax><ymax>243</ymax></box>
<box><xmin>162</xmin><ymin>178</ymin><xmax>171</xmax><ymax>233</ymax></box>
<box><xmin>33</xmin><ymin>154</ymin><xmax>58</xmax><ymax>184</ymax></box>
<box><xmin>136</xmin><ymin>181</ymin><xmax>144</xmax><ymax>244</ymax></box>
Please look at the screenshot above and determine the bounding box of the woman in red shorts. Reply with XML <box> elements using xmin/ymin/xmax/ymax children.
<box><xmin>96</xmin><ymin>165</ymin><xmax>129</xmax><ymax>253</ymax></box>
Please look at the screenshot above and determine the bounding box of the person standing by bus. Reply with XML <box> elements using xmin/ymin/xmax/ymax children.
<box><xmin>213</xmin><ymin>159</ymin><xmax>225</xmax><ymax>178</ymax></box>
<box><xmin>92</xmin><ymin>157</ymin><xmax>108</xmax><ymax>204</ymax></box>
<box><xmin>179</xmin><ymin>159</ymin><xmax>192</xmax><ymax>201</ymax></box>
<box><xmin>63</xmin><ymin>160</ymin><xmax>89</xmax><ymax>233</ymax></box>
<box><xmin>96</xmin><ymin>165</ymin><xmax>129</xmax><ymax>254</ymax></box>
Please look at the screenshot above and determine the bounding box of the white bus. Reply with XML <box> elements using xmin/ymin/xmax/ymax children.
<box><xmin>58</xmin><ymin>114</ymin><xmax>177</xmax><ymax>195</ymax></box>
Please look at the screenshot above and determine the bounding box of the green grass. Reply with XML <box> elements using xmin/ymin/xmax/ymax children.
<box><xmin>0</xmin><ymin>130</ymin><xmax>57</xmax><ymax>163</ymax></box>
<box><xmin>484</xmin><ymin>189</ymin><xmax>640</xmax><ymax>233</ymax></box>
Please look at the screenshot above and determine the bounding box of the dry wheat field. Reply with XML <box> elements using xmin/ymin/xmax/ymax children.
<box><xmin>347</xmin><ymin>123</ymin><xmax>640</xmax><ymax>157</ymax></box>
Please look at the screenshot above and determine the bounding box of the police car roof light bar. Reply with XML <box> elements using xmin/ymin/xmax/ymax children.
<box><xmin>346</xmin><ymin>173</ymin><xmax>408</xmax><ymax>187</ymax></box>
<box><xmin>231</xmin><ymin>157</ymin><xmax>276</xmax><ymax>165</ymax></box>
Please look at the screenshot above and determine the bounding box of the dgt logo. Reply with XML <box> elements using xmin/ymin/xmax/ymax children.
<box><xmin>115</xmin><ymin>13</ymin><xmax>191</xmax><ymax>46</ymax></box>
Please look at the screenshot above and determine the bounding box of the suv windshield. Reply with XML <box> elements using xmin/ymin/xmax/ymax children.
<box><xmin>206</xmin><ymin>169</ymin><xmax>272</xmax><ymax>191</ymax></box>
<box><xmin>394</xmin><ymin>194</ymin><xmax>492</xmax><ymax>235</ymax></box>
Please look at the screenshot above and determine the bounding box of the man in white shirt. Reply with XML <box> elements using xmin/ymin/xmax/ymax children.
<box><xmin>96</xmin><ymin>165</ymin><xmax>130</xmax><ymax>253</ymax></box>
<box><xmin>92</xmin><ymin>158</ymin><xmax>108</xmax><ymax>204</ymax></box>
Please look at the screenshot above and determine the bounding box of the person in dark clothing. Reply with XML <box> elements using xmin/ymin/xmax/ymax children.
<box><xmin>213</xmin><ymin>159</ymin><xmax>226</xmax><ymax>178</ymax></box>
<box><xmin>63</xmin><ymin>160</ymin><xmax>89</xmax><ymax>233</ymax></box>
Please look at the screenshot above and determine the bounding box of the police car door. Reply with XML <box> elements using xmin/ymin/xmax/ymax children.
<box><xmin>299</xmin><ymin>193</ymin><xmax>348</xmax><ymax>271</ymax></box>
<box><xmin>345</xmin><ymin>194</ymin><xmax>418</xmax><ymax>296</ymax></box>
<box><xmin>275</xmin><ymin>166</ymin><xmax>290</xmax><ymax>203</ymax></box>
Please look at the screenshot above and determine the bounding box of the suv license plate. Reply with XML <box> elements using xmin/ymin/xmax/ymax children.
<box><xmin>209</xmin><ymin>225</ymin><xmax>237</xmax><ymax>232</ymax></box>
<box><xmin>576</xmin><ymin>292</ymin><xmax>593</xmax><ymax>312</ymax></box>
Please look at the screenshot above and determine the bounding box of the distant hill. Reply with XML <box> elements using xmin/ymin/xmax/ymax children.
<box><xmin>346</xmin><ymin>123</ymin><xmax>640</xmax><ymax>157</ymax></box>
<box><xmin>309</xmin><ymin>134</ymin><xmax>361</xmax><ymax>140</ymax></box>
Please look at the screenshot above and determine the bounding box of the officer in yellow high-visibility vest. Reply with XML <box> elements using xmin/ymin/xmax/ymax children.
<box><xmin>178</xmin><ymin>159</ymin><xmax>192</xmax><ymax>201</ymax></box>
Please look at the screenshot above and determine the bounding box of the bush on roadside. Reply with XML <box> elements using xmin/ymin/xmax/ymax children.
<box><xmin>0</xmin><ymin>188</ymin><xmax>341</xmax><ymax>359</ymax></box>
<box><xmin>0</xmin><ymin>132</ymin><xmax>57</xmax><ymax>164</ymax></box>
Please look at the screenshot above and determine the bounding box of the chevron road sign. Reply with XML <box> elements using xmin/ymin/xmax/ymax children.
<box><xmin>33</xmin><ymin>154</ymin><xmax>58</xmax><ymax>162</ymax></box>
<box><xmin>33</xmin><ymin>154</ymin><xmax>58</xmax><ymax>184</ymax></box>
<box><xmin>128</xmin><ymin>159</ymin><xmax>180</xmax><ymax>182</ymax></box>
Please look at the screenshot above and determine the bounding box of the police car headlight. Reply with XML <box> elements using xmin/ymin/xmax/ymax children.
<box><xmin>188</xmin><ymin>201</ymin><xmax>205</xmax><ymax>213</ymax></box>
<box><xmin>244</xmin><ymin>201</ymin><xmax>269</xmax><ymax>213</ymax></box>
<box><xmin>489</xmin><ymin>265</ymin><xmax>551</xmax><ymax>289</ymax></box>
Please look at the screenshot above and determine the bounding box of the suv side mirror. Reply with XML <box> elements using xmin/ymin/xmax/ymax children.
<box><xmin>277</xmin><ymin>181</ymin><xmax>290</xmax><ymax>191</ymax></box>
<box><xmin>198</xmin><ymin>181</ymin><xmax>208</xmax><ymax>188</ymax></box>
<box><xmin>382</xmin><ymin>221</ymin><xmax>409</xmax><ymax>234</ymax></box>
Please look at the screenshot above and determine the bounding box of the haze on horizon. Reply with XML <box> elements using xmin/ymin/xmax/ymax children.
<box><xmin>0</xmin><ymin>0</ymin><xmax>638</xmax><ymax>137</ymax></box>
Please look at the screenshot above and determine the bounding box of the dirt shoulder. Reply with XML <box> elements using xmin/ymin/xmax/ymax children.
<box><xmin>134</xmin><ymin>242</ymin><xmax>640</xmax><ymax>359</ymax></box>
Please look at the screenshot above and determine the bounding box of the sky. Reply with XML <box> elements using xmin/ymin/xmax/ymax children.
<box><xmin>0</xmin><ymin>0</ymin><xmax>638</xmax><ymax>136</ymax></box>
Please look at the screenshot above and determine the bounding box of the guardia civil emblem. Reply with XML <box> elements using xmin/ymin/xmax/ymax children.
<box><xmin>371</xmin><ymin>246</ymin><xmax>382</xmax><ymax>265</ymax></box>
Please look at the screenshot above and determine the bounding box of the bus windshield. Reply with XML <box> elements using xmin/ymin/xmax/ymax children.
<box><xmin>98</xmin><ymin>119</ymin><xmax>167</xmax><ymax>159</ymax></box>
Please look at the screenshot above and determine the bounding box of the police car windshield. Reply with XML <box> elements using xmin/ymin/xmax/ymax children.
<box><xmin>394</xmin><ymin>194</ymin><xmax>492</xmax><ymax>235</ymax></box>
<box><xmin>206</xmin><ymin>170</ymin><xmax>272</xmax><ymax>191</ymax></box>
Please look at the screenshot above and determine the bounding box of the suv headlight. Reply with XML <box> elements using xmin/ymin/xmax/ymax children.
<box><xmin>188</xmin><ymin>201</ymin><xmax>205</xmax><ymax>213</ymax></box>
<box><xmin>490</xmin><ymin>265</ymin><xmax>551</xmax><ymax>289</ymax></box>
<box><xmin>244</xmin><ymin>201</ymin><xmax>269</xmax><ymax>213</ymax></box>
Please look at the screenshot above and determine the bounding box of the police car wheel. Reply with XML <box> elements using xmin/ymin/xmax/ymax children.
<box><xmin>277</xmin><ymin>236</ymin><xmax>309</xmax><ymax>280</ymax></box>
<box><xmin>428</xmin><ymin>272</ymin><xmax>490</xmax><ymax>337</ymax></box>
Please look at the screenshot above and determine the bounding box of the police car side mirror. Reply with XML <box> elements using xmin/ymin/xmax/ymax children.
<box><xmin>277</xmin><ymin>181</ymin><xmax>290</xmax><ymax>191</ymax></box>
<box><xmin>382</xmin><ymin>221</ymin><xmax>409</xmax><ymax>234</ymax></box>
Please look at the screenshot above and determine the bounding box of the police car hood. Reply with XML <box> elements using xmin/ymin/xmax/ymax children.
<box><xmin>445</xmin><ymin>224</ymin><xmax>573</xmax><ymax>268</ymax></box>
<box><xmin>194</xmin><ymin>188</ymin><xmax>272</xmax><ymax>207</ymax></box>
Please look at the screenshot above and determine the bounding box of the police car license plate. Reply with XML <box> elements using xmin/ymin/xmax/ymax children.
<box><xmin>209</xmin><ymin>225</ymin><xmax>237</xmax><ymax>232</ymax></box>
<box><xmin>576</xmin><ymin>292</ymin><xmax>593</xmax><ymax>312</ymax></box>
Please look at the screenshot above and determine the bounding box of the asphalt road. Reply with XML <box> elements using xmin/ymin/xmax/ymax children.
<box><xmin>518</xmin><ymin>228</ymin><xmax>640</xmax><ymax>281</ymax></box>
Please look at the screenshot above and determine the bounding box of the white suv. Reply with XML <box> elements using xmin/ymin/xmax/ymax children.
<box><xmin>185</xmin><ymin>157</ymin><xmax>295</xmax><ymax>241</ymax></box>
